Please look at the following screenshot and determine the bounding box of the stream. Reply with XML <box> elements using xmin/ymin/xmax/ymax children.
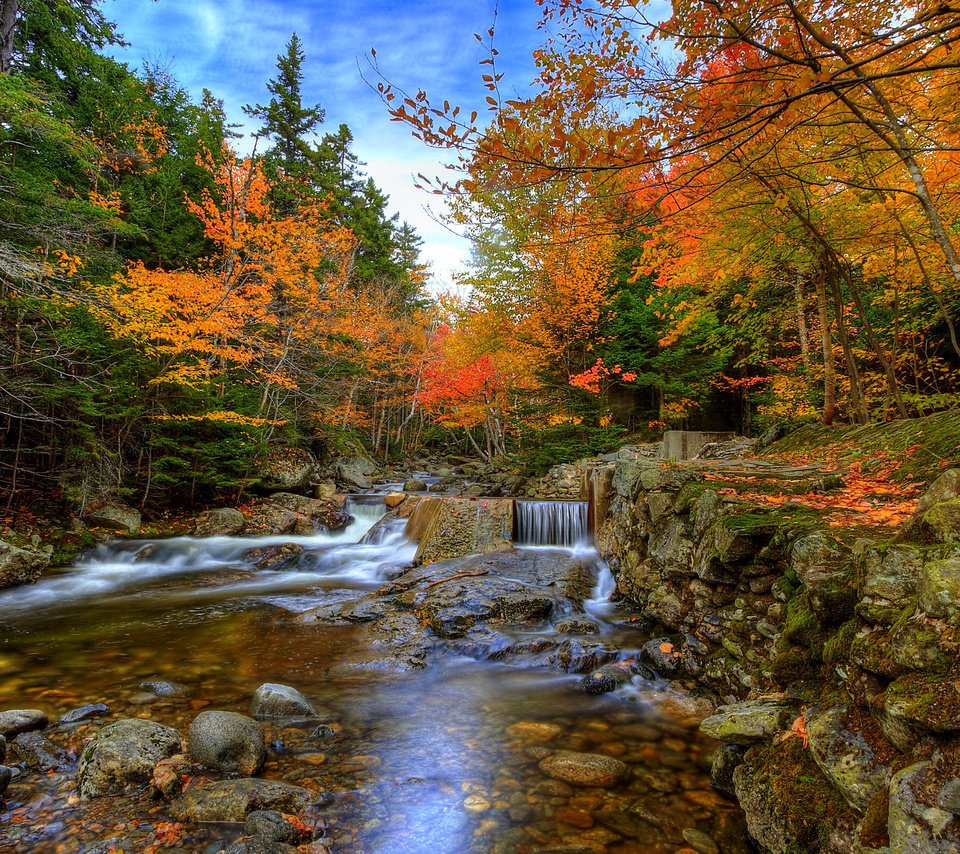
<box><xmin>0</xmin><ymin>498</ymin><xmax>747</xmax><ymax>853</ymax></box>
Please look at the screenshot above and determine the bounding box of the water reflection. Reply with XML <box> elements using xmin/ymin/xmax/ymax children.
<box><xmin>0</xmin><ymin>507</ymin><xmax>746</xmax><ymax>854</ymax></box>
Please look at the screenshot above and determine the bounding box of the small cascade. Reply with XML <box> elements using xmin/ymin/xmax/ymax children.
<box><xmin>514</xmin><ymin>500</ymin><xmax>590</xmax><ymax>547</ymax></box>
<box><xmin>343</xmin><ymin>494</ymin><xmax>387</xmax><ymax>532</ymax></box>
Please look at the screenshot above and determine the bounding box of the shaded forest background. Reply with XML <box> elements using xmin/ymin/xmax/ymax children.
<box><xmin>2</xmin><ymin>0</ymin><xmax>959</xmax><ymax>516</ymax></box>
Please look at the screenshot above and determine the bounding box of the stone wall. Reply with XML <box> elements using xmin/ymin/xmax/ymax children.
<box><xmin>584</xmin><ymin>448</ymin><xmax>960</xmax><ymax>853</ymax></box>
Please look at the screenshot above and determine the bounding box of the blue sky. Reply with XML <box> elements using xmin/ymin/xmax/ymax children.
<box><xmin>104</xmin><ymin>0</ymin><xmax>546</xmax><ymax>291</ymax></box>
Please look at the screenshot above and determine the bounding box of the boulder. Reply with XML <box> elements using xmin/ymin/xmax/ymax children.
<box><xmin>256</xmin><ymin>447</ymin><xmax>316</xmax><ymax>493</ymax></box>
<box><xmin>403</xmin><ymin>478</ymin><xmax>427</xmax><ymax>492</ymax></box>
<box><xmin>916</xmin><ymin>469</ymin><xmax>960</xmax><ymax>515</ymax></box>
<box><xmin>11</xmin><ymin>731</ymin><xmax>71</xmax><ymax>772</ymax></box>
<box><xmin>250</xmin><ymin>683</ymin><xmax>317</xmax><ymax>719</ymax></box>
<box><xmin>194</xmin><ymin>507</ymin><xmax>245</xmax><ymax>537</ymax></box>
<box><xmin>923</xmin><ymin>500</ymin><xmax>960</xmax><ymax>544</ymax></box>
<box><xmin>699</xmin><ymin>700</ymin><xmax>796</xmax><ymax>745</ymax></box>
<box><xmin>60</xmin><ymin>703</ymin><xmax>111</xmax><ymax>725</ymax></box>
<box><xmin>733</xmin><ymin>739</ymin><xmax>857</xmax><ymax>853</ymax></box>
<box><xmin>77</xmin><ymin>718</ymin><xmax>181</xmax><ymax>799</ymax></box>
<box><xmin>790</xmin><ymin>532</ymin><xmax>856</xmax><ymax>620</ymax></box>
<box><xmin>805</xmin><ymin>706</ymin><xmax>892</xmax><ymax>812</ymax></box>
<box><xmin>0</xmin><ymin>764</ymin><xmax>10</xmax><ymax>796</ymax></box>
<box><xmin>140</xmin><ymin>679</ymin><xmax>188</xmax><ymax>698</ymax></box>
<box><xmin>888</xmin><ymin>762</ymin><xmax>960</xmax><ymax>853</ymax></box>
<box><xmin>0</xmin><ymin>540</ymin><xmax>48</xmax><ymax>590</ymax></box>
<box><xmin>0</xmin><ymin>709</ymin><xmax>48</xmax><ymax>738</ymax></box>
<box><xmin>188</xmin><ymin>711</ymin><xmax>265</xmax><ymax>776</ymax></box>
<box><xmin>918</xmin><ymin>558</ymin><xmax>960</xmax><ymax>621</ymax></box>
<box><xmin>243</xmin><ymin>504</ymin><xmax>300</xmax><ymax>536</ymax></box>
<box><xmin>883</xmin><ymin>672</ymin><xmax>960</xmax><ymax>735</ymax></box>
<box><xmin>169</xmin><ymin>778</ymin><xmax>318</xmax><ymax>822</ymax></box>
<box><xmin>245</xmin><ymin>810</ymin><xmax>312</xmax><ymax>845</ymax></box>
<box><xmin>538</xmin><ymin>750</ymin><xmax>629</xmax><ymax>787</ymax></box>
<box><xmin>710</xmin><ymin>744</ymin><xmax>746</xmax><ymax>799</ymax></box>
<box><xmin>266</xmin><ymin>493</ymin><xmax>351</xmax><ymax>531</ymax></box>
<box><xmin>384</xmin><ymin>491</ymin><xmax>406</xmax><ymax>509</ymax></box>
<box><xmin>640</xmin><ymin>637</ymin><xmax>687</xmax><ymax>678</ymax></box>
<box><xmin>333</xmin><ymin>456</ymin><xmax>377</xmax><ymax>491</ymax></box>
<box><xmin>85</xmin><ymin>500</ymin><xmax>141</xmax><ymax>534</ymax></box>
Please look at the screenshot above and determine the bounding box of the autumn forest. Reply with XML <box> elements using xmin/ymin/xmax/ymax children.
<box><xmin>2</xmin><ymin>0</ymin><xmax>959</xmax><ymax>514</ymax></box>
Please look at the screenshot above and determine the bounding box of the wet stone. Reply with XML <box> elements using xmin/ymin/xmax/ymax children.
<box><xmin>188</xmin><ymin>710</ymin><xmax>266</xmax><ymax>776</ymax></box>
<box><xmin>538</xmin><ymin>750</ymin><xmax>629</xmax><ymax>788</ymax></box>
<box><xmin>60</xmin><ymin>703</ymin><xmax>111</xmax><ymax>724</ymax></box>
<box><xmin>251</xmin><ymin>683</ymin><xmax>318</xmax><ymax>719</ymax></box>
<box><xmin>170</xmin><ymin>778</ymin><xmax>319</xmax><ymax>822</ymax></box>
<box><xmin>0</xmin><ymin>764</ymin><xmax>11</xmax><ymax>795</ymax></box>
<box><xmin>245</xmin><ymin>809</ymin><xmax>312</xmax><ymax>844</ymax></box>
<box><xmin>140</xmin><ymin>679</ymin><xmax>189</xmax><ymax>698</ymax></box>
<box><xmin>11</xmin><ymin>730</ymin><xmax>71</xmax><ymax>772</ymax></box>
<box><xmin>0</xmin><ymin>708</ymin><xmax>48</xmax><ymax>738</ymax></box>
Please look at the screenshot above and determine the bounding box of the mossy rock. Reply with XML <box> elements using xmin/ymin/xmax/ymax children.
<box><xmin>778</xmin><ymin>591</ymin><xmax>826</xmax><ymax>656</ymax></box>
<box><xmin>733</xmin><ymin>738</ymin><xmax>858</xmax><ymax>853</ymax></box>
<box><xmin>822</xmin><ymin>619</ymin><xmax>859</xmax><ymax>666</ymax></box>
<box><xmin>884</xmin><ymin>671</ymin><xmax>960</xmax><ymax>734</ymax></box>
<box><xmin>849</xmin><ymin>628</ymin><xmax>903</xmax><ymax>679</ymax></box>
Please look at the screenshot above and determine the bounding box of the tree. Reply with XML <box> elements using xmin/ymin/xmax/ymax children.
<box><xmin>244</xmin><ymin>33</ymin><xmax>324</xmax><ymax>175</ymax></box>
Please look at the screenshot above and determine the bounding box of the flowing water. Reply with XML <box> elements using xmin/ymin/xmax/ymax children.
<box><xmin>513</xmin><ymin>500</ymin><xmax>590</xmax><ymax>548</ymax></box>
<box><xmin>0</xmin><ymin>498</ymin><xmax>744</xmax><ymax>854</ymax></box>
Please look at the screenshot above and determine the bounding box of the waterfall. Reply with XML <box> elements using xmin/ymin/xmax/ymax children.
<box><xmin>514</xmin><ymin>500</ymin><xmax>589</xmax><ymax>547</ymax></box>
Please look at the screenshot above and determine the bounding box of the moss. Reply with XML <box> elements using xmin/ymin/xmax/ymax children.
<box><xmin>858</xmin><ymin>788</ymin><xmax>890</xmax><ymax>850</ymax></box>
<box><xmin>780</xmin><ymin>591</ymin><xmax>823</xmax><ymax>651</ymax></box>
<box><xmin>823</xmin><ymin>619</ymin><xmax>859</xmax><ymax>665</ymax></box>
<box><xmin>674</xmin><ymin>480</ymin><xmax>711</xmax><ymax>513</ymax></box>
<box><xmin>762</xmin><ymin>411</ymin><xmax>960</xmax><ymax>486</ymax></box>
<box><xmin>740</xmin><ymin>738</ymin><xmax>857</xmax><ymax>852</ymax></box>
<box><xmin>48</xmin><ymin>530</ymin><xmax>97</xmax><ymax>566</ymax></box>
<box><xmin>770</xmin><ymin>648</ymin><xmax>817</xmax><ymax>683</ymax></box>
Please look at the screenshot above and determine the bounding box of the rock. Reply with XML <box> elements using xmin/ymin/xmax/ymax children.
<box><xmin>0</xmin><ymin>541</ymin><xmax>48</xmax><ymax>590</ymax></box>
<box><xmin>580</xmin><ymin>662</ymin><xmax>636</xmax><ymax>694</ymax></box>
<box><xmin>266</xmin><ymin>493</ymin><xmax>351</xmax><ymax>531</ymax></box>
<box><xmin>859</xmin><ymin>545</ymin><xmax>920</xmax><ymax>608</ymax></box>
<box><xmin>733</xmin><ymin>739</ymin><xmax>857</xmax><ymax>854</ymax></box>
<box><xmin>333</xmin><ymin>455</ymin><xmax>377</xmax><ymax>491</ymax></box>
<box><xmin>245</xmin><ymin>809</ymin><xmax>312</xmax><ymax>844</ymax></box>
<box><xmin>169</xmin><ymin>778</ymin><xmax>318</xmax><ymax>822</ymax></box>
<box><xmin>85</xmin><ymin>500</ymin><xmax>141</xmax><ymax>534</ymax></box>
<box><xmin>938</xmin><ymin>778</ymin><xmax>960</xmax><ymax>814</ymax></box>
<box><xmin>699</xmin><ymin>700</ymin><xmax>796</xmax><ymax>745</ymax></box>
<box><xmin>918</xmin><ymin>558</ymin><xmax>960</xmax><ymax>621</ymax></box>
<box><xmin>0</xmin><ymin>709</ymin><xmax>48</xmax><ymax>737</ymax></box>
<box><xmin>59</xmin><ymin>703</ymin><xmax>111</xmax><ymax>724</ymax></box>
<box><xmin>245</xmin><ymin>543</ymin><xmax>305</xmax><ymax>570</ymax></box>
<box><xmin>923</xmin><ymin>500</ymin><xmax>960</xmax><ymax>543</ymax></box>
<box><xmin>140</xmin><ymin>679</ymin><xmax>188</xmax><ymax>698</ymax></box>
<box><xmin>251</xmin><ymin>683</ymin><xmax>317</xmax><ymax>719</ymax></box>
<box><xmin>224</xmin><ymin>839</ymin><xmax>296</xmax><ymax>854</ymax></box>
<box><xmin>188</xmin><ymin>711</ymin><xmax>265</xmax><ymax>776</ymax></box>
<box><xmin>11</xmin><ymin>731</ymin><xmax>71</xmax><ymax>772</ymax></box>
<box><xmin>790</xmin><ymin>532</ymin><xmax>856</xmax><ymax>621</ymax></box>
<box><xmin>0</xmin><ymin>764</ymin><xmax>11</xmax><ymax>796</ymax></box>
<box><xmin>412</xmin><ymin>498</ymin><xmax>514</xmax><ymax>566</ymax></box>
<box><xmin>257</xmin><ymin>447</ymin><xmax>316</xmax><ymax>492</ymax></box>
<box><xmin>916</xmin><ymin>469</ymin><xmax>960</xmax><ymax>514</ymax></box>
<box><xmin>194</xmin><ymin>507</ymin><xmax>246</xmax><ymax>537</ymax></box>
<box><xmin>0</xmin><ymin>733</ymin><xmax>4</xmax><ymax>762</ymax></box>
<box><xmin>682</xmin><ymin>827</ymin><xmax>721</xmax><ymax>854</ymax></box>
<box><xmin>150</xmin><ymin>754</ymin><xmax>195</xmax><ymax>800</ymax></box>
<box><xmin>384</xmin><ymin>491</ymin><xmax>406</xmax><ymax>508</ymax></box>
<box><xmin>314</xmin><ymin>480</ymin><xmax>337</xmax><ymax>499</ymax></box>
<box><xmin>640</xmin><ymin>637</ymin><xmax>687</xmax><ymax>678</ymax></box>
<box><xmin>77</xmin><ymin>718</ymin><xmax>182</xmax><ymax>799</ymax></box>
<box><xmin>883</xmin><ymin>672</ymin><xmax>960</xmax><ymax>734</ymax></box>
<box><xmin>555</xmin><ymin>617</ymin><xmax>600</xmax><ymax>635</ymax></box>
<box><xmin>710</xmin><ymin>744</ymin><xmax>746</xmax><ymax>799</ymax></box>
<box><xmin>888</xmin><ymin>762</ymin><xmax>960</xmax><ymax>853</ymax></box>
<box><xmin>805</xmin><ymin>706</ymin><xmax>892</xmax><ymax>812</ymax></box>
<box><xmin>244</xmin><ymin>504</ymin><xmax>300</xmax><ymax>536</ymax></box>
<box><xmin>403</xmin><ymin>478</ymin><xmax>427</xmax><ymax>492</ymax></box>
<box><xmin>538</xmin><ymin>750</ymin><xmax>629</xmax><ymax>787</ymax></box>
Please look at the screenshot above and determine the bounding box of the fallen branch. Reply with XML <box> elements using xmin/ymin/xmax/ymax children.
<box><xmin>424</xmin><ymin>569</ymin><xmax>489</xmax><ymax>590</ymax></box>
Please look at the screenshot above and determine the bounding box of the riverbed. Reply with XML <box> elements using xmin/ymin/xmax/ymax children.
<box><xmin>0</xmin><ymin>499</ymin><xmax>747</xmax><ymax>853</ymax></box>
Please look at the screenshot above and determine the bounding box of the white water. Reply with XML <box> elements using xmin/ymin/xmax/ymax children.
<box><xmin>514</xmin><ymin>500</ymin><xmax>589</xmax><ymax>547</ymax></box>
<box><xmin>0</xmin><ymin>497</ymin><xmax>414</xmax><ymax>619</ymax></box>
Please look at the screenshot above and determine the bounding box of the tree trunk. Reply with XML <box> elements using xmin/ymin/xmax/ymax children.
<box><xmin>828</xmin><ymin>275</ymin><xmax>868</xmax><ymax>424</ymax></box>
<box><xmin>793</xmin><ymin>271</ymin><xmax>811</xmax><ymax>366</ymax></box>
<box><xmin>814</xmin><ymin>266</ymin><xmax>836</xmax><ymax>425</ymax></box>
<box><xmin>0</xmin><ymin>0</ymin><xmax>18</xmax><ymax>75</ymax></box>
